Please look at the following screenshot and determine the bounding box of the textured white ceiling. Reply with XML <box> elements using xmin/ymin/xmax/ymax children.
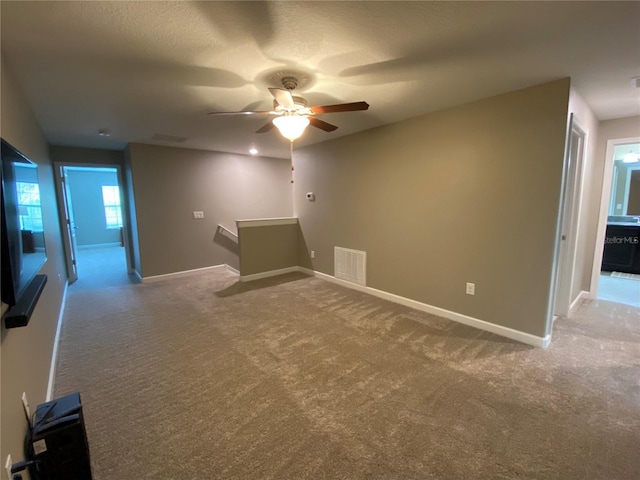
<box><xmin>1</xmin><ymin>1</ymin><xmax>639</xmax><ymax>159</ymax></box>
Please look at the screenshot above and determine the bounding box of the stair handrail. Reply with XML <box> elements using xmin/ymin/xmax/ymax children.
<box><xmin>217</xmin><ymin>224</ymin><xmax>238</xmax><ymax>243</ymax></box>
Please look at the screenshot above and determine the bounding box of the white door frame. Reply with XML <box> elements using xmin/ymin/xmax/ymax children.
<box><xmin>589</xmin><ymin>136</ymin><xmax>640</xmax><ymax>299</ymax></box>
<box><xmin>554</xmin><ymin>118</ymin><xmax>587</xmax><ymax>318</ymax></box>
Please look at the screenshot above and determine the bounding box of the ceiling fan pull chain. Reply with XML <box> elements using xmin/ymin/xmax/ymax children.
<box><xmin>290</xmin><ymin>140</ymin><xmax>295</xmax><ymax>184</ymax></box>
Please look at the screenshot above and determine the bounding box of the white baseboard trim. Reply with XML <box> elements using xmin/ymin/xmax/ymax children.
<box><xmin>570</xmin><ymin>290</ymin><xmax>589</xmax><ymax>312</ymax></box>
<box><xmin>240</xmin><ymin>266</ymin><xmax>299</xmax><ymax>282</ymax></box>
<box><xmin>226</xmin><ymin>265</ymin><xmax>240</xmax><ymax>275</ymax></box>
<box><xmin>299</xmin><ymin>267</ymin><xmax>550</xmax><ymax>349</ymax></box>
<box><xmin>47</xmin><ymin>280</ymin><xmax>69</xmax><ymax>401</ymax></box>
<box><xmin>143</xmin><ymin>264</ymin><xmax>228</xmax><ymax>283</ymax></box>
<box><xmin>131</xmin><ymin>269</ymin><xmax>143</xmax><ymax>282</ymax></box>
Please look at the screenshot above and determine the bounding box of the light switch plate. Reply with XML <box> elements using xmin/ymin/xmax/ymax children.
<box><xmin>466</xmin><ymin>282</ymin><xmax>475</xmax><ymax>295</ymax></box>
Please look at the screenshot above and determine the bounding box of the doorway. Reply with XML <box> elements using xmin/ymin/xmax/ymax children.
<box><xmin>54</xmin><ymin>164</ymin><xmax>134</xmax><ymax>291</ymax></box>
<box><xmin>590</xmin><ymin>138</ymin><xmax>640</xmax><ymax>307</ymax></box>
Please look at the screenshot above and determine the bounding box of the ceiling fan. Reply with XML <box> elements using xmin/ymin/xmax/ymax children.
<box><xmin>207</xmin><ymin>76</ymin><xmax>369</xmax><ymax>141</ymax></box>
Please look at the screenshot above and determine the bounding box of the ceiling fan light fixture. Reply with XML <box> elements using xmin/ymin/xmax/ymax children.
<box><xmin>272</xmin><ymin>114</ymin><xmax>310</xmax><ymax>141</ymax></box>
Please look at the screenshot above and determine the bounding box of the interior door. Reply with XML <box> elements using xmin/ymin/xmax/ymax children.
<box><xmin>55</xmin><ymin>165</ymin><xmax>79</xmax><ymax>283</ymax></box>
<box><xmin>554</xmin><ymin>117</ymin><xmax>585</xmax><ymax>317</ymax></box>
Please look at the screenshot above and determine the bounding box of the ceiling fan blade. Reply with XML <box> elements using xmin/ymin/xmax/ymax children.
<box><xmin>310</xmin><ymin>101</ymin><xmax>369</xmax><ymax>114</ymax></box>
<box><xmin>268</xmin><ymin>88</ymin><xmax>295</xmax><ymax>107</ymax></box>
<box><xmin>207</xmin><ymin>110</ymin><xmax>272</xmax><ymax>116</ymax></box>
<box><xmin>255</xmin><ymin>121</ymin><xmax>275</xmax><ymax>134</ymax></box>
<box><xmin>309</xmin><ymin>117</ymin><xmax>338</xmax><ymax>132</ymax></box>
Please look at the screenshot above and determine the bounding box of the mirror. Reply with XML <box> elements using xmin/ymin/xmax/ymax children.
<box><xmin>609</xmin><ymin>143</ymin><xmax>640</xmax><ymax>218</ymax></box>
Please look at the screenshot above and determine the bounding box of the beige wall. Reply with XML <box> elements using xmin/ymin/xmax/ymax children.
<box><xmin>238</xmin><ymin>223</ymin><xmax>298</xmax><ymax>276</ymax></box>
<box><xmin>294</xmin><ymin>79</ymin><xmax>571</xmax><ymax>338</ymax></box>
<box><xmin>128</xmin><ymin>143</ymin><xmax>292</xmax><ymax>277</ymax></box>
<box><xmin>1</xmin><ymin>56</ymin><xmax>68</xmax><ymax>466</ymax></box>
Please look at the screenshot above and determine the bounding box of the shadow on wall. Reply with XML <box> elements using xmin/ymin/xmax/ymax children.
<box><xmin>297</xmin><ymin>224</ymin><xmax>312</xmax><ymax>269</ymax></box>
<box><xmin>213</xmin><ymin>228</ymin><xmax>239</xmax><ymax>255</ymax></box>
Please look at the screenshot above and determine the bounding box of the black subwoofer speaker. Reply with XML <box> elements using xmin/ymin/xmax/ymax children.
<box><xmin>28</xmin><ymin>392</ymin><xmax>93</xmax><ymax>480</ymax></box>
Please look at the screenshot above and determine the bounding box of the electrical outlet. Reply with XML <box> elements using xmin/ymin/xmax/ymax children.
<box><xmin>5</xmin><ymin>454</ymin><xmax>12</xmax><ymax>480</ymax></box>
<box><xmin>466</xmin><ymin>282</ymin><xmax>475</xmax><ymax>295</ymax></box>
<box><xmin>310</xmin><ymin>250</ymin><xmax>315</xmax><ymax>259</ymax></box>
<box><xmin>192</xmin><ymin>211</ymin><xmax>204</xmax><ymax>219</ymax></box>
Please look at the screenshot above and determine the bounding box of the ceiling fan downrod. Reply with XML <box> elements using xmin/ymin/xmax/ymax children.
<box><xmin>281</xmin><ymin>76</ymin><xmax>298</xmax><ymax>91</ymax></box>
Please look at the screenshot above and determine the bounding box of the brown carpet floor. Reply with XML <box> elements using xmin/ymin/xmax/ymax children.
<box><xmin>54</xmin><ymin>269</ymin><xmax>640</xmax><ymax>479</ymax></box>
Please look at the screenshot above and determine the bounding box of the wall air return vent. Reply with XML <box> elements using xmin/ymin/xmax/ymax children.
<box><xmin>334</xmin><ymin>247</ymin><xmax>367</xmax><ymax>286</ymax></box>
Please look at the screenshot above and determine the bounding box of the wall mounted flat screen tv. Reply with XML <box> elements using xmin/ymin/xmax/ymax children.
<box><xmin>1</xmin><ymin>138</ymin><xmax>48</xmax><ymax>327</ymax></box>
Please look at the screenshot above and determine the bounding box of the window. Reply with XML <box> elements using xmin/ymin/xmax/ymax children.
<box><xmin>17</xmin><ymin>182</ymin><xmax>44</xmax><ymax>231</ymax></box>
<box><xmin>102</xmin><ymin>186</ymin><xmax>123</xmax><ymax>229</ymax></box>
